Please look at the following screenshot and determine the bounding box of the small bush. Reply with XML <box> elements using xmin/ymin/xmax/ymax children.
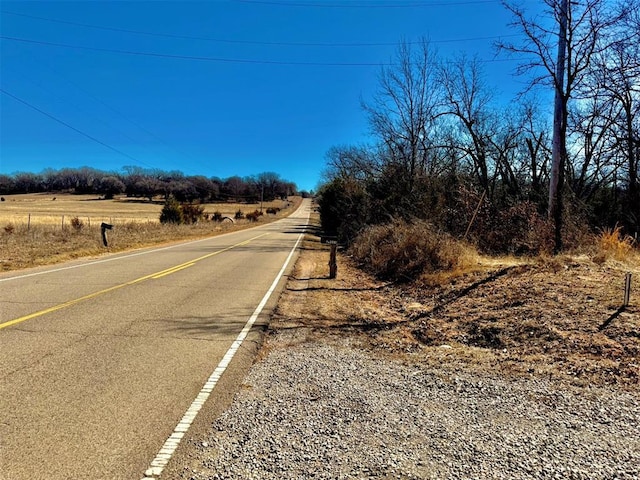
<box><xmin>181</xmin><ymin>203</ymin><xmax>205</xmax><ymax>224</ymax></box>
<box><xmin>4</xmin><ymin>223</ymin><xmax>14</xmax><ymax>234</ymax></box>
<box><xmin>597</xmin><ymin>225</ymin><xmax>635</xmax><ymax>261</ymax></box>
<box><xmin>234</xmin><ymin>209</ymin><xmax>245</xmax><ymax>220</ymax></box>
<box><xmin>212</xmin><ymin>211</ymin><xmax>223</xmax><ymax>222</ymax></box>
<box><xmin>246</xmin><ymin>210</ymin><xmax>263</xmax><ymax>222</ymax></box>
<box><xmin>160</xmin><ymin>196</ymin><xmax>183</xmax><ymax>224</ymax></box>
<box><xmin>350</xmin><ymin>220</ymin><xmax>467</xmax><ymax>281</ymax></box>
<box><xmin>266</xmin><ymin>207</ymin><xmax>280</xmax><ymax>215</ymax></box>
<box><xmin>70</xmin><ymin>216</ymin><xmax>84</xmax><ymax>231</ymax></box>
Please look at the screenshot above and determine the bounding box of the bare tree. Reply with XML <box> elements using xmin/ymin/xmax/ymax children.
<box><xmin>324</xmin><ymin>145</ymin><xmax>381</xmax><ymax>182</ymax></box>
<box><xmin>499</xmin><ymin>0</ymin><xmax>624</xmax><ymax>250</ymax></box>
<box><xmin>518</xmin><ymin>100</ymin><xmax>552</xmax><ymax>202</ymax></box>
<box><xmin>439</xmin><ymin>55</ymin><xmax>494</xmax><ymax>194</ymax></box>
<box><xmin>362</xmin><ymin>39</ymin><xmax>441</xmax><ymax>197</ymax></box>
<box><xmin>588</xmin><ymin>5</ymin><xmax>640</xmax><ymax>226</ymax></box>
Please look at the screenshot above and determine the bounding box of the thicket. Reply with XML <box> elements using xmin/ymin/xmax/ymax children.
<box><xmin>319</xmin><ymin>1</ymin><xmax>639</xmax><ymax>268</ymax></box>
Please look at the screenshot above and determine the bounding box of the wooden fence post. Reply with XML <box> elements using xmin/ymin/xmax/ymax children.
<box><xmin>329</xmin><ymin>243</ymin><xmax>337</xmax><ymax>279</ymax></box>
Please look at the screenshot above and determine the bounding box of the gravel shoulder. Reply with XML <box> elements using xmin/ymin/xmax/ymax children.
<box><xmin>165</xmin><ymin>227</ymin><xmax>640</xmax><ymax>480</ymax></box>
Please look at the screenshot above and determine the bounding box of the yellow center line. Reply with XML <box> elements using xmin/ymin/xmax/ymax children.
<box><xmin>0</xmin><ymin>232</ymin><xmax>270</xmax><ymax>331</ymax></box>
<box><xmin>152</xmin><ymin>263</ymin><xmax>195</xmax><ymax>279</ymax></box>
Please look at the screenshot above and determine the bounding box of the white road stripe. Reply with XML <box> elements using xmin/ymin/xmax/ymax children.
<box><xmin>141</xmin><ymin>207</ymin><xmax>309</xmax><ymax>479</ymax></box>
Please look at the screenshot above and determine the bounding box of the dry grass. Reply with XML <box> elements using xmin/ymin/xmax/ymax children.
<box><xmin>349</xmin><ymin>220</ymin><xmax>475</xmax><ymax>281</ymax></box>
<box><xmin>0</xmin><ymin>194</ymin><xmax>301</xmax><ymax>271</ymax></box>
<box><xmin>270</xmin><ymin>215</ymin><xmax>640</xmax><ymax>390</ymax></box>
<box><xmin>594</xmin><ymin>225</ymin><xmax>637</xmax><ymax>262</ymax></box>
<box><xmin>0</xmin><ymin>193</ymin><xmax>292</xmax><ymax>226</ymax></box>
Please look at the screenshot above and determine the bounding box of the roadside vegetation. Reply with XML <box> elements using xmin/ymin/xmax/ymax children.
<box><xmin>273</xmin><ymin>211</ymin><xmax>639</xmax><ymax>389</ymax></box>
<box><xmin>318</xmin><ymin>0</ymin><xmax>638</xmax><ymax>258</ymax></box>
<box><xmin>308</xmin><ymin>1</ymin><xmax>639</xmax><ymax>389</ymax></box>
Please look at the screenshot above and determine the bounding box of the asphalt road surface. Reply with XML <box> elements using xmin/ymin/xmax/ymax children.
<box><xmin>0</xmin><ymin>199</ymin><xmax>311</xmax><ymax>480</ymax></box>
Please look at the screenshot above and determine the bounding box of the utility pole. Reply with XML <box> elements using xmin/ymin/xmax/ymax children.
<box><xmin>548</xmin><ymin>0</ymin><xmax>569</xmax><ymax>253</ymax></box>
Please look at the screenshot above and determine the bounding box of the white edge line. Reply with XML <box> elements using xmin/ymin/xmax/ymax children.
<box><xmin>0</xmin><ymin>203</ymin><xmax>305</xmax><ymax>283</ymax></box>
<box><xmin>141</xmin><ymin>208</ymin><xmax>309</xmax><ymax>480</ymax></box>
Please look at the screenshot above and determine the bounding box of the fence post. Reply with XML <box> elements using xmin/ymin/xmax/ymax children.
<box><xmin>624</xmin><ymin>273</ymin><xmax>632</xmax><ymax>307</ymax></box>
<box><xmin>329</xmin><ymin>244</ymin><xmax>337</xmax><ymax>279</ymax></box>
<box><xmin>28</xmin><ymin>213</ymin><xmax>31</xmax><ymax>231</ymax></box>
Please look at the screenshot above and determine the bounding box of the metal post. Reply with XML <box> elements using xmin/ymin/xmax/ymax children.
<box><xmin>624</xmin><ymin>273</ymin><xmax>632</xmax><ymax>307</ymax></box>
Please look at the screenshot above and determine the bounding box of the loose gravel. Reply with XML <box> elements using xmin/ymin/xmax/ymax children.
<box><xmin>184</xmin><ymin>338</ymin><xmax>640</xmax><ymax>480</ymax></box>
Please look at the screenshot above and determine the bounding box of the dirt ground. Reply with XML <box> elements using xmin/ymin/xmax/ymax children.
<box><xmin>270</xmin><ymin>225</ymin><xmax>640</xmax><ymax>390</ymax></box>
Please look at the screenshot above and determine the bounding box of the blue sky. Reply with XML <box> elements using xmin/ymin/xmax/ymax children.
<box><xmin>1</xmin><ymin>0</ymin><xmax>542</xmax><ymax>192</ymax></box>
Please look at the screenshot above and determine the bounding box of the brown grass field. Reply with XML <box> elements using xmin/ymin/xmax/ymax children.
<box><xmin>0</xmin><ymin>193</ymin><xmax>301</xmax><ymax>271</ymax></box>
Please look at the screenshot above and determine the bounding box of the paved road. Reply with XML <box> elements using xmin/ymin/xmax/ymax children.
<box><xmin>0</xmin><ymin>199</ymin><xmax>311</xmax><ymax>480</ymax></box>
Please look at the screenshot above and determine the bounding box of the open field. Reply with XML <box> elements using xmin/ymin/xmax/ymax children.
<box><xmin>0</xmin><ymin>192</ymin><xmax>292</xmax><ymax>226</ymax></box>
<box><xmin>0</xmin><ymin>193</ymin><xmax>301</xmax><ymax>271</ymax></box>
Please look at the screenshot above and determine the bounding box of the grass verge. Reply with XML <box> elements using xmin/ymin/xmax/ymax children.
<box><xmin>269</xmin><ymin>214</ymin><xmax>639</xmax><ymax>390</ymax></box>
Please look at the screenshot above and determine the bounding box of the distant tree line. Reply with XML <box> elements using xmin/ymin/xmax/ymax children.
<box><xmin>319</xmin><ymin>0</ymin><xmax>639</xmax><ymax>254</ymax></box>
<box><xmin>0</xmin><ymin>166</ymin><xmax>298</xmax><ymax>203</ymax></box>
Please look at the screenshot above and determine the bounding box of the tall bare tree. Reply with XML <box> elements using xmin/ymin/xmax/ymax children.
<box><xmin>589</xmin><ymin>5</ymin><xmax>640</xmax><ymax>226</ymax></box>
<box><xmin>439</xmin><ymin>55</ymin><xmax>494</xmax><ymax>195</ymax></box>
<box><xmin>362</xmin><ymin>39</ymin><xmax>441</xmax><ymax>198</ymax></box>
<box><xmin>499</xmin><ymin>0</ymin><xmax>624</xmax><ymax>250</ymax></box>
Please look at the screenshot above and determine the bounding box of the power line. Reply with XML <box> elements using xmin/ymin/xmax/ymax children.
<box><xmin>0</xmin><ymin>35</ymin><xmax>391</xmax><ymax>65</ymax></box>
<box><xmin>32</xmin><ymin>59</ymin><xmax>212</xmax><ymax>171</ymax></box>
<box><xmin>2</xmin><ymin>10</ymin><xmax>517</xmax><ymax>47</ymax></box>
<box><xmin>1</xmin><ymin>35</ymin><xmax>519</xmax><ymax>65</ymax></box>
<box><xmin>0</xmin><ymin>88</ymin><xmax>154</xmax><ymax>169</ymax></box>
<box><xmin>235</xmin><ymin>0</ymin><xmax>500</xmax><ymax>7</ymax></box>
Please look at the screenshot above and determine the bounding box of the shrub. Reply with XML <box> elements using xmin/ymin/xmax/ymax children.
<box><xmin>234</xmin><ymin>209</ymin><xmax>245</xmax><ymax>220</ymax></box>
<box><xmin>246</xmin><ymin>210</ymin><xmax>263</xmax><ymax>222</ymax></box>
<box><xmin>212</xmin><ymin>211</ymin><xmax>223</xmax><ymax>222</ymax></box>
<box><xmin>160</xmin><ymin>196</ymin><xmax>183</xmax><ymax>224</ymax></box>
<box><xmin>4</xmin><ymin>223</ymin><xmax>14</xmax><ymax>234</ymax></box>
<box><xmin>181</xmin><ymin>202</ymin><xmax>205</xmax><ymax>224</ymax></box>
<box><xmin>317</xmin><ymin>177</ymin><xmax>369</xmax><ymax>245</ymax></box>
<box><xmin>70</xmin><ymin>216</ymin><xmax>84</xmax><ymax>231</ymax></box>
<box><xmin>266</xmin><ymin>207</ymin><xmax>280</xmax><ymax>214</ymax></box>
<box><xmin>480</xmin><ymin>202</ymin><xmax>554</xmax><ymax>255</ymax></box>
<box><xmin>350</xmin><ymin>220</ymin><xmax>467</xmax><ymax>281</ymax></box>
<box><xmin>597</xmin><ymin>225</ymin><xmax>635</xmax><ymax>261</ymax></box>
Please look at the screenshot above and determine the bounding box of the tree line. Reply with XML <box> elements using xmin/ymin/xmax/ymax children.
<box><xmin>0</xmin><ymin>166</ymin><xmax>299</xmax><ymax>203</ymax></box>
<box><xmin>319</xmin><ymin>0</ymin><xmax>639</xmax><ymax>254</ymax></box>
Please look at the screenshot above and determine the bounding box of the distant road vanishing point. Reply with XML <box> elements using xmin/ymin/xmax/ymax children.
<box><xmin>0</xmin><ymin>199</ymin><xmax>312</xmax><ymax>480</ymax></box>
